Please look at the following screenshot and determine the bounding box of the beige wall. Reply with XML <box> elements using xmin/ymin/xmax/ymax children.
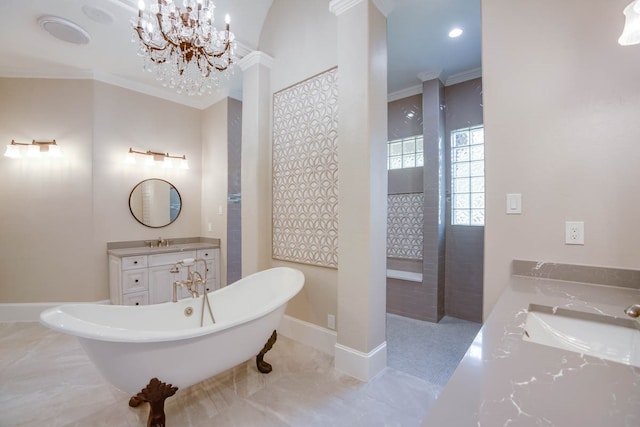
<box><xmin>482</xmin><ymin>0</ymin><xmax>640</xmax><ymax>319</ymax></box>
<box><xmin>0</xmin><ymin>78</ymin><xmax>203</xmax><ymax>303</ymax></box>
<box><xmin>0</xmin><ymin>79</ymin><xmax>96</xmax><ymax>302</ymax></box>
<box><xmin>259</xmin><ymin>0</ymin><xmax>339</xmax><ymax>328</ymax></box>
<box><xmin>201</xmin><ymin>99</ymin><xmax>230</xmax><ymax>287</ymax></box>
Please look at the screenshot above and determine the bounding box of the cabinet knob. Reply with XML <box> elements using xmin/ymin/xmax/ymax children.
<box><xmin>134</xmin><ymin>261</ymin><xmax>138</xmax><ymax>264</ymax></box>
<box><xmin>135</xmin><ymin>279</ymin><xmax>139</xmax><ymax>283</ymax></box>
<box><xmin>205</xmin><ymin>253</ymin><xmax>209</xmax><ymax>256</ymax></box>
<box><xmin>135</xmin><ymin>302</ymin><xmax>139</xmax><ymax>306</ymax></box>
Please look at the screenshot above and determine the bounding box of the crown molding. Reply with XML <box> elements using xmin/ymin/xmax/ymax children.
<box><xmin>0</xmin><ymin>70</ymin><xmax>94</xmax><ymax>79</ymax></box>
<box><xmin>329</xmin><ymin>0</ymin><xmax>363</xmax><ymax>16</ymax></box>
<box><xmin>388</xmin><ymin>84</ymin><xmax>422</xmax><ymax>102</ymax></box>
<box><xmin>92</xmin><ymin>70</ymin><xmax>229</xmax><ymax>109</ymax></box>
<box><xmin>330</xmin><ymin>0</ymin><xmax>394</xmax><ymax>17</ymax></box>
<box><xmin>418</xmin><ymin>69</ymin><xmax>442</xmax><ymax>82</ymax></box>
<box><xmin>237</xmin><ymin>51</ymin><xmax>275</xmax><ymax>71</ymax></box>
<box><xmin>445</xmin><ymin>67</ymin><xmax>483</xmax><ymax>86</ymax></box>
<box><xmin>234</xmin><ymin>40</ymin><xmax>253</xmax><ymax>59</ymax></box>
<box><xmin>372</xmin><ymin>0</ymin><xmax>395</xmax><ymax>17</ymax></box>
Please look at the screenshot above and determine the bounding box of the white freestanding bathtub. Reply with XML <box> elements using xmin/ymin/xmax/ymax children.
<box><xmin>40</xmin><ymin>267</ymin><xmax>304</xmax><ymax>396</ymax></box>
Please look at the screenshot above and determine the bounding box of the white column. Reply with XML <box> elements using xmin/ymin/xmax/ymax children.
<box><xmin>330</xmin><ymin>0</ymin><xmax>389</xmax><ymax>381</ymax></box>
<box><xmin>238</xmin><ymin>52</ymin><xmax>274</xmax><ymax>276</ymax></box>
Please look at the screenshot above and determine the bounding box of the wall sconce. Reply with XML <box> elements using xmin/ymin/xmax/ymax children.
<box><xmin>4</xmin><ymin>140</ymin><xmax>62</xmax><ymax>159</ymax></box>
<box><xmin>619</xmin><ymin>0</ymin><xmax>640</xmax><ymax>46</ymax></box>
<box><xmin>125</xmin><ymin>147</ymin><xmax>189</xmax><ymax>170</ymax></box>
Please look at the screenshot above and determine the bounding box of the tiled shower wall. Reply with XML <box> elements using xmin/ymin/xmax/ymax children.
<box><xmin>386</xmin><ymin>78</ymin><xmax>484</xmax><ymax>324</ymax></box>
<box><xmin>227</xmin><ymin>98</ymin><xmax>242</xmax><ymax>285</ymax></box>
<box><xmin>444</xmin><ymin>78</ymin><xmax>483</xmax><ymax>323</ymax></box>
<box><xmin>387</xmin><ymin>193</ymin><xmax>424</xmax><ymax>260</ymax></box>
<box><xmin>386</xmin><ymin>94</ymin><xmax>429</xmax><ymax>318</ymax></box>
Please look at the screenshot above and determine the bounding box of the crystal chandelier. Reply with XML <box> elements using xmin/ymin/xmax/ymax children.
<box><xmin>133</xmin><ymin>0</ymin><xmax>236</xmax><ymax>95</ymax></box>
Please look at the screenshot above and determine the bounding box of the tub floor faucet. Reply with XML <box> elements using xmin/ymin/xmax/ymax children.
<box><xmin>170</xmin><ymin>258</ymin><xmax>215</xmax><ymax>326</ymax></box>
<box><xmin>169</xmin><ymin>259</ymin><xmax>205</xmax><ymax>301</ymax></box>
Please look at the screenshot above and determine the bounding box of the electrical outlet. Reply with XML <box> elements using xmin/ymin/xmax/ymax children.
<box><xmin>327</xmin><ymin>314</ymin><xmax>336</xmax><ymax>330</ymax></box>
<box><xmin>565</xmin><ymin>221</ymin><xmax>584</xmax><ymax>245</ymax></box>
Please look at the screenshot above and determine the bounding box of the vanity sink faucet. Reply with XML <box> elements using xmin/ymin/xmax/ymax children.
<box><xmin>624</xmin><ymin>304</ymin><xmax>640</xmax><ymax>318</ymax></box>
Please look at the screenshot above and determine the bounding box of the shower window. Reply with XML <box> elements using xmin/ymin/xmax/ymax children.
<box><xmin>387</xmin><ymin>135</ymin><xmax>424</xmax><ymax>169</ymax></box>
<box><xmin>451</xmin><ymin>125</ymin><xmax>485</xmax><ymax>226</ymax></box>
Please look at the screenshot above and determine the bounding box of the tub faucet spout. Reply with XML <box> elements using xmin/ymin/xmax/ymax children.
<box><xmin>172</xmin><ymin>281</ymin><xmax>184</xmax><ymax>303</ymax></box>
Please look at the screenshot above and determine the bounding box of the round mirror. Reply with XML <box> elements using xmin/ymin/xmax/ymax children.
<box><xmin>129</xmin><ymin>179</ymin><xmax>181</xmax><ymax>228</ymax></box>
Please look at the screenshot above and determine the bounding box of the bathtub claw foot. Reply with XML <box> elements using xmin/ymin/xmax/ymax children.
<box><xmin>256</xmin><ymin>330</ymin><xmax>277</xmax><ymax>373</ymax></box>
<box><xmin>130</xmin><ymin>377</ymin><xmax>178</xmax><ymax>427</ymax></box>
<box><xmin>128</xmin><ymin>396</ymin><xmax>143</xmax><ymax>407</ymax></box>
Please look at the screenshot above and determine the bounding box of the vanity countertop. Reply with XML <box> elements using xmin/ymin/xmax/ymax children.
<box><xmin>422</xmin><ymin>275</ymin><xmax>640</xmax><ymax>426</ymax></box>
<box><xmin>108</xmin><ymin>242</ymin><xmax>219</xmax><ymax>258</ymax></box>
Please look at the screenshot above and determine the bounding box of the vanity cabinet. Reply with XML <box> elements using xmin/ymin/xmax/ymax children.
<box><xmin>109</xmin><ymin>247</ymin><xmax>220</xmax><ymax>306</ymax></box>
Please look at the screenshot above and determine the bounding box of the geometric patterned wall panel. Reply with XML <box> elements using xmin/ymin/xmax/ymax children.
<box><xmin>272</xmin><ymin>68</ymin><xmax>339</xmax><ymax>268</ymax></box>
<box><xmin>387</xmin><ymin>193</ymin><xmax>424</xmax><ymax>260</ymax></box>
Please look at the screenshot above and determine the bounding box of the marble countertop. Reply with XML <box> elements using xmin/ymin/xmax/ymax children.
<box><xmin>422</xmin><ymin>275</ymin><xmax>640</xmax><ymax>427</ymax></box>
<box><xmin>108</xmin><ymin>242</ymin><xmax>219</xmax><ymax>258</ymax></box>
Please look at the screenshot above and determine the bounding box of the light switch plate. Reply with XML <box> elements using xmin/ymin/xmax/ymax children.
<box><xmin>506</xmin><ymin>193</ymin><xmax>522</xmax><ymax>214</ymax></box>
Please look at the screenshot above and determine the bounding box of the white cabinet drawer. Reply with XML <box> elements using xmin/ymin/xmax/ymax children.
<box><xmin>122</xmin><ymin>269</ymin><xmax>148</xmax><ymax>294</ymax></box>
<box><xmin>123</xmin><ymin>291</ymin><xmax>149</xmax><ymax>306</ymax></box>
<box><xmin>148</xmin><ymin>251</ymin><xmax>196</xmax><ymax>267</ymax></box>
<box><xmin>122</xmin><ymin>256</ymin><xmax>147</xmax><ymax>270</ymax></box>
<box><xmin>197</xmin><ymin>248</ymin><xmax>217</xmax><ymax>261</ymax></box>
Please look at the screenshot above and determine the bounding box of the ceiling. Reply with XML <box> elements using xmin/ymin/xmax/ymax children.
<box><xmin>0</xmin><ymin>0</ymin><xmax>481</xmax><ymax>109</ymax></box>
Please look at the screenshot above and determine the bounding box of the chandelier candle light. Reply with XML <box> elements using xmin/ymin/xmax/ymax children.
<box><xmin>133</xmin><ymin>0</ymin><xmax>236</xmax><ymax>95</ymax></box>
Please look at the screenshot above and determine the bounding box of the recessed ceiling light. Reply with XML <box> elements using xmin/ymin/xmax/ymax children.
<box><xmin>38</xmin><ymin>16</ymin><xmax>91</xmax><ymax>45</ymax></box>
<box><xmin>448</xmin><ymin>28</ymin><xmax>463</xmax><ymax>38</ymax></box>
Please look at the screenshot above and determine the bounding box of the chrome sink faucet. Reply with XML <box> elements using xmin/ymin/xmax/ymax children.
<box><xmin>624</xmin><ymin>304</ymin><xmax>640</xmax><ymax>318</ymax></box>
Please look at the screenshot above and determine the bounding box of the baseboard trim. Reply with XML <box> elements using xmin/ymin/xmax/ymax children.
<box><xmin>0</xmin><ymin>300</ymin><xmax>111</xmax><ymax>322</ymax></box>
<box><xmin>278</xmin><ymin>314</ymin><xmax>337</xmax><ymax>356</ymax></box>
<box><xmin>334</xmin><ymin>341</ymin><xmax>387</xmax><ymax>382</ymax></box>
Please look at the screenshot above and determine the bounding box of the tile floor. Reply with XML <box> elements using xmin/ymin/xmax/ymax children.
<box><xmin>0</xmin><ymin>322</ymin><xmax>440</xmax><ymax>427</ymax></box>
<box><xmin>387</xmin><ymin>314</ymin><xmax>482</xmax><ymax>389</ymax></box>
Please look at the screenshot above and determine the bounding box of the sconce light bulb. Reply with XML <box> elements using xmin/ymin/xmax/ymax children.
<box><xmin>138</xmin><ymin>0</ymin><xmax>145</xmax><ymax>11</ymax></box>
<box><xmin>620</xmin><ymin>0</ymin><xmax>640</xmax><ymax>45</ymax></box>
<box><xmin>225</xmin><ymin>14</ymin><xmax>230</xmax><ymax>24</ymax></box>
<box><xmin>124</xmin><ymin>151</ymin><xmax>137</xmax><ymax>165</ymax></box>
<box><xmin>48</xmin><ymin>144</ymin><xmax>62</xmax><ymax>158</ymax></box>
<box><xmin>180</xmin><ymin>158</ymin><xmax>190</xmax><ymax>170</ymax></box>
<box><xmin>27</xmin><ymin>145</ymin><xmax>41</xmax><ymax>158</ymax></box>
<box><xmin>4</xmin><ymin>144</ymin><xmax>21</xmax><ymax>159</ymax></box>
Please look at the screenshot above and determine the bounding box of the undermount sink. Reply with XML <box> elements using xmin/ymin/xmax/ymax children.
<box><xmin>522</xmin><ymin>304</ymin><xmax>640</xmax><ymax>368</ymax></box>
